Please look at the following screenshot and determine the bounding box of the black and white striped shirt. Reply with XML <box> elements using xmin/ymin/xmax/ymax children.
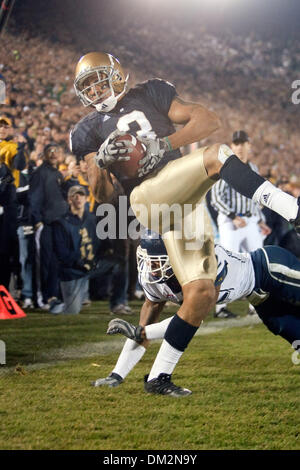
<box><xmin>210</xmin><ymin>161</ymin><xmax>263</xmax><ymax>219</ymax></box>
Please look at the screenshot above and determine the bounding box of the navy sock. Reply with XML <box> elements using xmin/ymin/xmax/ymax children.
<box><xmin>164</xmin><ymin>314</ymin><xmax>198</xmax><ymax>352</ymax></box>
<box><xmin>220</xmin><ymin>155</ymin><xmax>265</xmax><ymax>199</ymax></box>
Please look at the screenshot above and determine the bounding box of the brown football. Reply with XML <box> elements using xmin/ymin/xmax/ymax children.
<box><xmin>110</xmin><ymin>134</ymin><xmax>146</xmax><ymax>179</ymax></box>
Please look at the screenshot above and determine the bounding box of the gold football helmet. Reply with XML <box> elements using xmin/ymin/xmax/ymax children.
<box><xmin>74</xmin><ymin>52</ymin><xmax>128</xmax><ymax>112</ymax></box>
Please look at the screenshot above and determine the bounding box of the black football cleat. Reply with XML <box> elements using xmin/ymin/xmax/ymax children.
<box><xmin>144</xmin><ymin>373</ymin><xmax>192</xmax><ymax>397</ymax></box>
<box><xmin>290</xmin><ymin>197</ymin><xmax>300</xmax><ymax>235</ymax></box>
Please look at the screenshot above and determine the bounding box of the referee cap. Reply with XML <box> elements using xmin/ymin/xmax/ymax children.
<box><xmin>232</xmin><ymin>130</ymin><xmax>249</xmax><ymax>144</ymax></box>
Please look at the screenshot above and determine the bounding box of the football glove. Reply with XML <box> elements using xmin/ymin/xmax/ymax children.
<box><xmin>107</xmin><ymin>318</ymin><xmax>144</xmax><ymax>342</ymax></box>
<box><xmin>94</xmin><ymin>130</ymin><xmax>132</xmax><ymax>169</ymax></box>
<box><xmin>137</xmin><ymin>136</ymin><xmax>170</xmax><ymax>177</ymax></box>
<box><xmin>91</xmin><ymin>373</ymin><xmax>123</xmax><ymax>388</ymax></box>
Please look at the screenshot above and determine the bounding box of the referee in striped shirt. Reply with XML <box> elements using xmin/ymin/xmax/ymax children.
<box><xmin>210</xmin><ymin>130</ymin><xmax>271</xmax><ymax>317</ymax></box>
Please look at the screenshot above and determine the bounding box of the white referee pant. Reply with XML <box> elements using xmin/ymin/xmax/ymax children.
<box><xmin>217</xmin><ymin>212</ymin><xmax>264</xmax><ymax>253</ymax></box>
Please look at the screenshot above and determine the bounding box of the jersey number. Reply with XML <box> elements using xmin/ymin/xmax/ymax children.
<box><xmin>117</xmin><ymin>111</ymin><xmax>157</xmax><ymax>139</ymax></box>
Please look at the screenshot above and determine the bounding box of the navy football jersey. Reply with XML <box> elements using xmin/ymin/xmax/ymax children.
<box><xmin>70</xmin><ymin>79</ymin><xmax>182</xmax><ymax>195</ymax></box>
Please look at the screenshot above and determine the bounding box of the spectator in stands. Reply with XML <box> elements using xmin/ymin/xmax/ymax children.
<box><xmin>78</xmin><ymin>158</ymin><xmax>96</xmax><ymax>212</ymax></box>
<box><xmin>16</xmin><ymin>161</ymin><xmax>35</xmax><ymax>309</ymax></box>
<box><xmin>62</xmin><ymin>161</ymin><xmax>82</xmax><ymax>198</ymax></box>
<box><xmin>29</xmin><ymin>142</ymin><xmax>68</xmax><ymax>309</ymax></box>
<box><xmin>62</xmin><ymin>159</ymin><xmax>95</xmax><ymax>211</ymax></box>
<box><xmin>0</xmin><ymin>162</ymin><xmax>18</xmax><ymax>289</ymax></box>
<box><xmin>0</xmin><ymin>115</ymin><xmax>27</xmax><ymax>187</ymax></box>
<box><xmin>90</xmin><ymin>175</ymin><xmax>132</xmax><ymax>315</ymax></box>
<box><xmin>52</xmin><ymin>185</ymin><xmax>99</xmax><ymax>314</ymax></box>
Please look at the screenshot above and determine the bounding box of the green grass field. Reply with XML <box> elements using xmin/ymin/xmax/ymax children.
<box><xmin>0</xmin><ymin>301</ymin><xmax>299</xmax><ymax>450</ymax></box>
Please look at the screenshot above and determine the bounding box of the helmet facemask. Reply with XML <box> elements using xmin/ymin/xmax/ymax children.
<box><xmin>137</xmin><ymin>246</ymin><xmax>174</xmax><ymax>284</ymax></box>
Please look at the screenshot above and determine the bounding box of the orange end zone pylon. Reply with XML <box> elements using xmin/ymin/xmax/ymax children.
<box><xmin>0</xmin><ymin>285</ymin><xmax>26</xmax><ymax>319</ymax></box>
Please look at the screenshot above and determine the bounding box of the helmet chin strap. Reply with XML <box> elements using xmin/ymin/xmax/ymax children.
<box><xmin>94</xmin><ymin>79</ymin><xmax>128</xmax><ymax>113</ymax></box>
<box><xmin>94</xmin><ymin>94</ymin><xmax>117</xmax><ymax>112</ymax></box>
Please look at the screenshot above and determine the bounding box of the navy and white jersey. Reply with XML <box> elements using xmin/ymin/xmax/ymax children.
<box><xmin>140</xmin><ymin>273</ymin><xmax>184</xmax><ymax>305</ymax></box>
<box><xmin>250</xmin><ymin>245</ymin><xmax>300</xmax><ymax>306</ymax></box>
<box><xmin>70</xmin><ymin>79</ymin><xmax>181</xmax><ymax>195</ymax></box>
<box><xmin>139</xmin><ymin>244</ymin><xmax>255</xmax><ymax>305</ymax></box>
<box><xmin>214</xmin><ymin>244</ymin><xmax>255</xmax><ymax>304</ymax></box>
<box><xmin>251</xmin><ymin>246</ymin><xmax>300</xmax><ymax>345</ymax></box>
<box><xmin>139</xmin><ymin>244</ymin><xmax>300</xmax><ymax>348</ymax></box>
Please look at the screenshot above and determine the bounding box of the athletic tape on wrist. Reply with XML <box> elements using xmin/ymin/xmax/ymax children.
<box><xmin>164</xmin><ymin>136</ymin><xmax>173</xmax><ymax>151</ymax></box>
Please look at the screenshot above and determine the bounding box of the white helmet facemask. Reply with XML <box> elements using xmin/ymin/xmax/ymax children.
<box><xmin>136</xmin><ymin>246</ymin><xmax>174</xmax><ymax>284</ymax></box>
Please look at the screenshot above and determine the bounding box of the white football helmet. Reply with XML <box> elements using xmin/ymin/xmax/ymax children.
<box><xmin>74</xmin><ymin>52</ymin><xmax>128</xmax><ymax>112</ymax></box>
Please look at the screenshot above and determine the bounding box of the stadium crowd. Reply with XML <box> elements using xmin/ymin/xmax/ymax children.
<box><xmin>0</xmin><ymin>2</ymin><xmax>299</xmax><ymax>314</ymax></box>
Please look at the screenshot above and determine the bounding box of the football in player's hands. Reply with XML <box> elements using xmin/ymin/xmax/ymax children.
<box><xmin>110</xmin><ymin>134</ymin><xmax>147</xmax><ymax>178</ymax></box>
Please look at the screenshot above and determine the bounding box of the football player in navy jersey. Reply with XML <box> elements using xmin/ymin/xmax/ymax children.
<box><xmin>92</xmin><ymin>230</ymin><xmax>300</xmax><ymax>396</ymax></box>
<box><xmin>71</xmin><ymin>52</ymin><xmax>300</xmax><ymax>396</ymax></box>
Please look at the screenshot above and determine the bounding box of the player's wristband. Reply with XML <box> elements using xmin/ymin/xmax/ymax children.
<box><xmin>163</xmin><ymin>136</ymin><xmax>173</xmax><ymax>151</ymax></box>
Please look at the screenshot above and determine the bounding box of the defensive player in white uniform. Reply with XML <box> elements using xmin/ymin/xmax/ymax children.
<box><xmin>93</xmin><ymin>230</ymin><xmax>300</xmax><ymax>396</ymax></box>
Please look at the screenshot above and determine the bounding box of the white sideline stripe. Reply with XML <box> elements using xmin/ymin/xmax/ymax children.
<box><xmin>196</xmin><ymin>314</ymin><xmax>261</xmax><ymax>336</ymax></box>
<box><xmin>0</xmin><ymin>315</ymin><xmax>261</xmax><ymax>374</ymax></box>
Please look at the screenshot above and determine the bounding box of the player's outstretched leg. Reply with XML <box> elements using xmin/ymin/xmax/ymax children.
<box><xmin>214</xmin><ymin>144</ymin><xmax>300</xmax><ymax>231</ymax></box>
<box><xmin>107</xmin><ymin>318</ymin><xmax>144</xmax><ymax>342</ymax></box>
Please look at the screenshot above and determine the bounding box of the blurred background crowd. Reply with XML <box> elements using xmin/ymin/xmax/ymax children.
<box><xmin>0</xmin><ymin>0</ymin><xmax>299</xmax><ymax>314</ymax></box>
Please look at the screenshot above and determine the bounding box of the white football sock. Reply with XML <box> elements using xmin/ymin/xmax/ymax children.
<box><xmin>112</xmin><ymin>339</ymin><xmax>146</xmax><ymax>379</ymax></box>
<box><xmin>147</xmin><ymin>339</ymin><xmax>183</xmax><ymax>381</ymax></box>
<box><xmin>252</xmin><ymin>181</ymin><xmax>298</xmax><ymax>221</ymax></box>
<box><xmin>144</xmin><ymin>317</ymin><xmax>173</xmax><ymax>340</ymax></box>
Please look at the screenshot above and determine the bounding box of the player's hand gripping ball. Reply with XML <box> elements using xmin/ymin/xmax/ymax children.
<box><xmin>95</xmin><ymin>130</ymin><xmax>146</xmax><ymax>178</ymax></box>
<box><xmin>110</xmin><ymin>134</ymin><xmax>147</xmax><ymax>178</ymax></box>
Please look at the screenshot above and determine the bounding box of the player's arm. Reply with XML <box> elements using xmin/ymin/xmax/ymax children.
<box><xmin>138</xmin><ymin>298</ymin><xmax>166</xmax><ymax>347</ymax></box>
<box><xmin>107</xmin><ymin>297</ymin><xmax>166</xmax><ymax>348</ymax></box>
<box><xmin>139</xmin><ymin>297</ymin><xmax>166</xmax><ymax>327</ymax></box>
<box><xmin>135</xmin><ymin>96</ymin><xmax>221</xmax><ymax>177</ymax></box>
<box><xmin>166</xmin><ymin>96</ymin><xmax>221</xmax><ymax>149</ymax></box>
<box><xmin>70</xmin><ymin>125</ymin><xmax>124</xmax><ymax>203</ymax></box>
<box><xmin>84</xmin><ymin>152</ymin><xmax>115</xmax><ymax>203</ymax></box>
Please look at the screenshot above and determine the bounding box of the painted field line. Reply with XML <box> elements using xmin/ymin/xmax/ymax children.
<box><xmin>197</xmin><ymin>313</ymin><xmax>261</xmax><ymax>336</ymax></box>
<box><xmin>0</xmin><ymin>315</ymin><xmax>261</xmax><ymax>374</ymax></box>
